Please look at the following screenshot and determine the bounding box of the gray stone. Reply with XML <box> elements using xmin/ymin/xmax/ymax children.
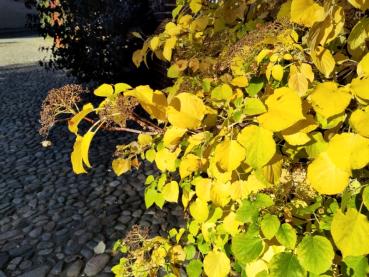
<box><xmin>51</xmin><ymin>260</ymin><xmax>64</xmax><ymax>275</ymax></box>
<box><xmin>19</xmin><ymin>265</ymin><xmax>50</xmax><ymax>277</ymax></box>
<box><xmin>84</xmin><ymin>254</ymin><xmax>110</xmax><ymax>276</ymax></box>
<box><xmin>0</xmin><ymin>229</ymin><xmax>20</xmax><ymax>240</ymax></box>
<box><xmin>29</xmin><ymin>227</ymin><xmax>42</xmax><ymax>238</ymax></box>
<box><xmin>65</xmin><ymin>260</ymin><xmax>83</xmax><ymax>277</ymax></box>
<box><xmin>0</xmin><ymin>270</ymin><xmax>6</xmax><ymax>277</ymax></box>
<box><xmin>19</xmin><ymin>259</ymin><xmax>32</xmax><ymax>270</ymax></box>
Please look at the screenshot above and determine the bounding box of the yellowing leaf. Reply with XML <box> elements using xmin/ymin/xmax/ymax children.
<box><xmin>288</xmin><ymin>67</ymin><xmax>309</xmax><ymax>97</ymax></box>
<box><xmin>162</xmin><ymin>181</ymin><xmax>179</xmax><ymax>202</ymax></box>
<box><xmin>211</xmin><ymin>84</ymin><xmax>233</xmax><ymax>101</ymax></box>
<box><xmin>237</xmin><ymin>125</ymin><xmax>276</xmax><ymax>168</ymax></box>
<box><xmin>165</xmin><ymin>22</ymin><xmax>181</xmax><ymax>36</ymax></box>
<box><xmin>193</xmin><ymin>177</ymin><xmax>212</xmax><ymax>202</ymax></box>
<box><xmin>347</xmin><ymin>18</ymin><xmax>369</xmax><ymax>60</ymax></box>
<box><xmin>231</xmin><ymin>76</ymin><xmax>249</xmax><ymax>87</ymax></box>
<box><xmin>203</xmin><ymin>251</ymin><xmax>230</xmax><ymax>277</ymax></box>
<box><xmin>189</xmin><ymin>0</ymin><xmax>202</xmax><ymax>13</ymax></box>
<box><xmin>290</xmin><ymin>0</ymin><xmax>324</xmax><ymax>27</ymax></box>
<box><xmin>223</xmin><ymin>212</ymin><xmax>242</xmax><ymax>236</ymax></box>
<box><xmin>132</xmin><ymin>49</ymin><xmax>144</xmax><ymax>68</ymax></box>
<box><xmin>277</xmin><ymin>0</ymin><xmax>291</xmax><ymax>19</ymax></box>
<box><xmin>351</xmin><ymin>77</ymin><xmax>369</xmax><ymax>100</ymax></box>
<box><xmin>163</xmin><ymin>37</ymin><xmax>177</xmax><ymax>62</ymax></box>
<box><xmin>307</xmin><ymin>152</ymin><xmax>351</xmax><ymax>195</ymax></box>
<box><xmin>310</xmin><ymin>82</ymin><xmax>351</xmax><ymax>119</ymax></box>
<box><xmin>190</xmin><ymin>198</ymin><xmax>209</xmax><ymax>223</ymax></box>
<box><xmin>71</xmin><ymin>135</ymin><xmax>87</xmax><ymax>174</ymax></box>
<box><xmin>272</xmin><ymin>64</ymin><xmax>284</xmax><ymax>81</ymax></box>
<box><xmin>300</xmin><ymin>63</ymin><xmax>314</xmax><ymax>82</ymax></box>
<box><xmin>350</xmin><ymin>107</ymin><xmax>369</xmax><ymax>138</ymax></box>
<box><xmin>155</xmin><ymin>148</ymin><xmax>180</xmax><ymax>172</ymax></box>
<box><xmin>327</xmin><ymin>133</ymin><xmax>369</xmax><ymax>170</ymax></box>
<box><xmin>256</xmin><ymin>49</ymin><xmax>272</xmax><ymax>64</ymax></box>
<box><xmin>357</xmin><ymin>53</ymin><xmax>369</xmax><ymax>77</ymax></box>
<box><xmin>310</xmin><ymin>46</ymin><xmax>336</xmax><ymax>78</ymax></box>
<box><xmin>167</xmin><ymin>93</ymin><xmax>206</xmax><ymax>129</ymax></box>
<box><xmin>125</xmin><ymin>85</ymin><xmax>167</xmax><ymax>121</ymax></box>
<box><xmin>331</xmin><ymin>208</ymin><xmax>369</xmax><ymax>257</ymax></box>
<box><xmin>283</xmin><ymin>132</ymin><xmax>311</xmax><ymax>146</ymax></box>
<box><xmin>81</xmin><ymin>130</ymin><xmax>97</xmax><ymax>168</ymax></box>
<box><xmin>244</xmin><ymin>98</ymin><xmax>267</xmax><ymax>116</ymax></box>
<box><xmin>68</xmin><ymin>103</ymin><xmax>94</xmax><ymax>135</ymax></box>
<box><xmin>258</xmin><ymin>87</ymin><xmax>305</xmax><ymax>132</ymax></box>
<box><xmin>348</xmin><ymin>0</ymin><xmax>369</xmax><ymax>11</ymax></box>
<box><xmin>179</xmin><ymin>154</ymin><xmax>201</xmax><ymax>179</ymax></box>
<box><xmin>137</xmin><ymin>134</ymin><xmax>152</xmax><ymax>147</ymax></box>
<box><xmin>210</xmin><ymin>181</ymin><xmax>231</xmax><ymax>207</ymax></box>
<box><xmin>213</xmin><ymin>140</ymin><xmax>246</xmax><ymax>172</ymax></box>
<box><xmin>94</xmin><ymin>84</ymin><xmax>113</xmax><ymax>97</ymax></box>
<box><xmin>149</xmin><ymin>36</ymin><xmax>160</xmax><ymax>51</ymax></box>
<box><xmin>185</xmin><ymin>132</ymin><xmax>209</xmax><ymax>154</ymax></box>
<box><xmin>112</xmin><ymin>158</ymin><xmax>131</xmax><ymax>176</ymax></box>
<box><xmin>163</xmin><ymin>126</ymin><xmax>187</xmax><ymax>147</ymax></box>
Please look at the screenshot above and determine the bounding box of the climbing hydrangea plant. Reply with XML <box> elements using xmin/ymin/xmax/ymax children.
<box><xmin>43</xmin><ymin>0</ymin><xmax>369</xmax><ymax>276</ymax></box>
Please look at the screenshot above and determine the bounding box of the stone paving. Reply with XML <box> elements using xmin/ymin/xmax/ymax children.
<box><xmin>0</xmin><ymin>40</ymin><xmax>183</xmax><ymax>276</ymax></box>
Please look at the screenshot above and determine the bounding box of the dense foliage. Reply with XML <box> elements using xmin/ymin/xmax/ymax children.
<box><xmin>26</xmin><ymin>0</ymin><xmax>166</xmax><ymax>84</ymax></box>
<box><xmin>42</xmin><ymin>0</ymin><xmax>369</xmax><ymax>276</ymax></box>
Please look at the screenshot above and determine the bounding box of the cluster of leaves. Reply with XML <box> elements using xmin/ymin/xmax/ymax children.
<box><xmin>25</xmin><ymin>0</ymin><xmax>168</xmax><ymax>84</ymax></box>
<box><xmin>45</xmin><ymin>0</ymin><xmax>369</xmax><ymax>276</ymax></box>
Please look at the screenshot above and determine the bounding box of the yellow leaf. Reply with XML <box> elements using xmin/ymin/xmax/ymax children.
<box><xmin>283</xmin><ymin>132</ymin><xmax>311</xmax><ymax>146</ymax></box>
<box><xmin>68</xmin><ymin>103</ymin><xmax>94</xmax><ymax>135</ymax></box>
<box><xmin>155</xmin><ymin>148</ymin><xmax>180</xmax><ymax>172</ymax></box>
<box><xmin>114</xmin><ymin>83</ymin><xmax>132</xmax><ymax>94</ymax></box>
<box><xmin>258</xmin><ymin>87</ymin><xmax>305</xmax><ymax>132</ymax></box>
<box><xmin>112</xmin><ymin>158</ymin><xmax>131</xmax><ymax>176</ymax></box>
<box><xmin>348</xmin><ymin>0</ymin><xmax>369</xmax><ymax>11</ymax></box>
<box><xmin>327</xmin><ymin>133</ymin><xmax>369</xmax><ymax>170</ymax></box>
<box><xmin>190</xmin><ymin>198</ymin><xmax>209</xmax><ymax>223</ymax></box>
<box><xmin>350</xmin><ymin>107</ymin><xmax>369</xmax><ymax>138</ymax></box>
<box><xmin>357</xmin><ymin>53</ymin><xmax>369</xmax><ymax>77</ymax></box>
<box><xmin>307</xmin><ymin>152</ymin><xmax>351</xmax><ymax>195</ymax></box>
<box><xmin>132</xmin><ymin>49</ymin><xmax>144</xmax><ymax>68</ymax></box>
<box><xmin>193</xmin><ymin>177</ymin><xmax>212</xmax><ymax>202</ymax></box>
<box><xmin>256</xmin><ymin>49</ymin><xmax>272</xmax><ymax>64</ymax></box>
<box><xmin>210</xmin><ymin>181</ymin><xmax>231</xmax><ymax>207</ymax></box>
<box><xmin>125</xmin><ymin>85</ymin><xmax>167</xmax><ymax>121</ymax></box>
<box><xmin>207</xmin><ymin>159</ymin><xmax>233</xmax><ymax>183</ymax></box>
<box><xmin>300</xmin><ymin>63</ymin><xmax>314</xmax><ymax>82</ymax></box>
<box><xmin>271</xmin><ymin>64</ymin><xmax>284</xmax><ymax>81</ymax></box>
<box><xmin>277</xmin><ymin>0</ymin><xmax>291</xmax><ymax>20</ymax></box>
<box><xmin>223</xmin><ymin>212</ymin><xmax>242</xmax><ymax>236</ymax></box>
<box><xmin>167</xmin><ymin>93</ymin><xmax>206</xmax><ymax>129</ymax></box>
<box><xmin>310</xmin><ymin>46</ymin><xmax>336</xmax><ymax>78</ymax></box>
<box><xmin>163</xmin><ymin>37</ymin><xmax>177</xmax><ymax>62</ymax></box>
<box><xmin>204</xmin><ymin>250</ymin><xmax>231</xmax><ymax>277</ymax></box>
<box><xmin>149</xmin><ymin>36</ymin><xmax>160</xmax><ymax>51</ymax></box>
<box><xmin>165</xmin><ymin>22</ymin><xmax>181</xmax><ymax>36</ymax></box>
<box><xmin>244</xmin><ymin>98</ymin><xmax>267</xmax><ymax>116</ymax></box>
<box><xmin>288</xmin><ymin>65</ymin><xmax>308</xmax><ymax>97</ymax></box>
<box><xmin>231</xmin><ymin>76</ymin><xmax>249</xmax><ymax>87</ymax></box>
<box><xmin>179</xmin><ymin>154</ymin><xmax>201</xmax><ymax>179</ymax></box>
<box><xmin>189</xmin><ymin>0</ymin><xmax>202</xmax><ymax>13</ymax></box>
<box><xmin>230</xmin><ymin>180</ymin><xmax>250</xmax><ymax>201</ymax></box>
<box><xmin>245</xmin><ymin>260</ymin><xmax>268</xmax><ymax>277</ymax></box>
<box><xmin>261</xmin><ymin>154</ymin><xmax>283</xmax><ymax>185</ymax></box>
<box><xmin>71</xmin><ymin>135</ymin><xmax>87</xmax><ymax>174</ymax></box>
<box><xmin>290</xmin><ymin>0</ymin><xmax>324</xmax><ymax>27</ymax></box>
<box><xmin>162</xmin><ymin>181</ymin><xmax>179</xmax><ymax>202</ymax></box>
<box><xmin>310</xmin><ymin>82</ymin><xmax>351</xmax><ymax>119</ymax></box>
<box><xmin>185</xmin><ymin>132</ymin><xmax>209</xmax><ymax>154</ymax></box>
<box><xmin>81</xmin><ymin>130</ymin><xmax>96</xmax><ymax>168</ymax></box>
<box><xmin>94</xmin><ymin>84</ymin><xmax>113</xmax><ymax>97</ymax></box>
<box><xmin>347</xmin><ymin>18</ymin><xmax>369</xmax><ymax>60</ymax></box>
<box><xmin>163</xmin><ymin>126</ymin><xmax>187</xmax><ymax>147</ymax></box>
<box><xmin>137</xmin><ymin>134</ymin><xmax>152</xmax><ymax>147</ymax></box>
<box><xmin>350</xmin><ymin>77</ymin><xmax>369</xmax><ymax>100</ymax></box>
<box><xmin>213</xmin><ymin>140</ymin><xmax>246</xmax><ymax>172</ymax></box>
<box><xmin>237</xmin><ymin>125</ymin><xmax>276</xmax><ymax>168</ymax></box>
<box><xmin>182</xmin><ymin>190</ymin><xmax>195</xmax><ymax>209</ymax></box>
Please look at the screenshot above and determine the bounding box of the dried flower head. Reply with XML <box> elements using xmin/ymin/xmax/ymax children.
<box><xmin>39</xmin><ymin>84</ymin><xmax>85</xmax><ymax>136</ymax></box>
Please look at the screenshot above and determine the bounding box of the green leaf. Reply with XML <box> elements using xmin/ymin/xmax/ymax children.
<box><xmin>344</xmin><ymin>256</ymin><xmax>369</xmax><ymax>277</ymax></box>
<box><xmin>362</xmin><ymin>186</ymin><xmax>369</xmax><ymax>210</ymax></box>
<box><xmin>246</xmin><ymin>77</ymin><xmax>264</xmax><ymax>96</ymax></box>
<box><xmin>254</xmin><ymin>193</ymin><xmax>274</xmax><ymax>209</ymax></box>
<box><xmin>244</xmin><ymin>98</ymin><xmax>267</xmax><ymax>116</ymax></box>
<box><xmin>231</xmin><ymin>233</ymin><xmax>264</xmax><ymax>266</ymax></box>
<box><xmin>186</xmin><ymin>260</ymin><xmax>203</xmax><ymax>277</ymax></box>
<box><xmin>236</xmin><ymin>200</ymin><xmax>259</xmax><ymax>223</ymax></box>
<box><xmin>144</xmin><ymin>188</ymin><xmax>157</xmax><ymax>208</ymax></box>
<box><xmin>260</xmin><ymin>214</ymin><xmax>280</xmax><ymax>240</ymax></box>
<box><xmin>276</xmin><ymin>223</ymin><xmax>297</xmax><ymax>249</ymax></box>
<box><xmin>184</xmin><ymin>245</ymin><xmax>196</xmax><ymax>260</ymax></box>
<box><xmin>167</xmin><ymin>64</ymin><xmax>181</xmax><ymax>78</ymax></box>
<box><xmin>296</xmin><ymin>235</ymin><xmax>334</xmax><ymax>274</ymax></box>
<box><xmin>211</xmin><ymin>84</ymin><xmax>233</xmax><ymax>101</ymax></box>
<box><xmin>145</xmin><ymin>149</ymin><xmax>156</xmax><ymax>162</ymax></box>
<box><xmin>269</xmin><ymin>252</ymin><xmax>305</xmax><ymax>277</ymax></box>
<box><xmin>331</xmin><ymin>208</ymin><xmax>369</xmax><ymax>257</ymax></box>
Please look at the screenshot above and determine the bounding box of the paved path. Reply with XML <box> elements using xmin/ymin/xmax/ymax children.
<box><xmin>0</xmin><ymin>37</ymin><xmax>182</xmax><ymax>276</ymax></box>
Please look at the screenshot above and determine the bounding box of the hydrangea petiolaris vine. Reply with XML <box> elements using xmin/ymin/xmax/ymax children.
<box><xmin>44</xmin><ymin>0</ymin><xmax>369</xmax><ymax>276</ymax></box>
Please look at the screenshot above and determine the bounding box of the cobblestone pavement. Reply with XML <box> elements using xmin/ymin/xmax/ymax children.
<box><xmin>0</xmin><ymin>51</ymin><xmax>183</xmax><ymax>276</ymax></box>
